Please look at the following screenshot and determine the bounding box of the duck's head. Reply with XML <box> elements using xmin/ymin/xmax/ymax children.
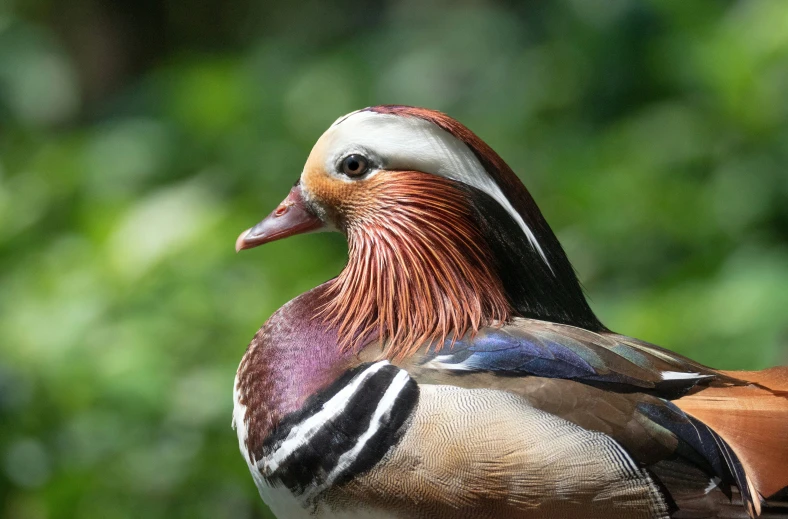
<box><xmin>237</xmin><ymin>106</ymin><xmax>603</xmax><ymax>358</ymax></box>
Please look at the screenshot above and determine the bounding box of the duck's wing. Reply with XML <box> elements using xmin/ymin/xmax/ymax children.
<box><xmin>243</xmin><ymin>316</ymin><xmax>785</xmax><ymax>518</ymax></box>
<box><xmin>389</xmin><ymin>318</ymin><xmax>785</xmax><ymax>518</ymax></box>
<box><xmin>410</xmin><ymin>317</ymin><xmax>736</xmax><ymax>397</ymax></box>
<box><xmin>259</xmin><ymin>360</ymin><xmax>675</xmax><ymax>519</ymax></box>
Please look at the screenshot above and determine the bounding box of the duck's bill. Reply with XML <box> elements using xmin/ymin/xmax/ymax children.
<box><xmin>235</xmin><ymin>184</ymin><xmax>325</xmax><ymax>252</ymax></box>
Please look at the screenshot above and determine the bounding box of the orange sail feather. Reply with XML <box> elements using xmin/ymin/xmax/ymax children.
<box><xmin>676</xmin><ymin>367</ymin><xmax>788</xmax><ymax>500</ymax></box>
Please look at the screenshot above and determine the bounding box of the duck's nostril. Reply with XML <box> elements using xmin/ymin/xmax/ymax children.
<box><xmin>274</xmin><ymin>205</ymin><xmax>289</xmax><ymax>217</ymax></box>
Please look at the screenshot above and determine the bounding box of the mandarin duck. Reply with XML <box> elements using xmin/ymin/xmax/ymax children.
<box><xmin>232</xmin><ymin>106</ymin><xmax>788</xmax><ymax>519</ymax></box>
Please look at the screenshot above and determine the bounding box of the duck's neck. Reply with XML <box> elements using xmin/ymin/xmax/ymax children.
<box><xmin>318</xmin><ymin>171</ymin><xmax>511</xmax><ymax>359</ymax></box>
<box><xmin>367</xmin><ymin>105</ymin><xmax>605</xmax><ymax>333</ymax></box>
<box><xmin>460</xmin><ymin>182</ymin><xmax>606</xmax><ymax>332</ymax></box>
<box><xmin>317</xmin><ymin>171</ymin><xmax>605</xmax><ymax>360</ymax></box>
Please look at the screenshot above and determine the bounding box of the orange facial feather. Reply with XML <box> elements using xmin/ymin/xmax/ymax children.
<box><xmin>311</xmin><ymin>170</ymin><xmax>511</xmax><ymax>360</ymax></box>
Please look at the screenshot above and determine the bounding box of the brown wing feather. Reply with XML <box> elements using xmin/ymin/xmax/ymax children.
<box><xmin>676</xmin><ymin>367</ymin><xmax>788</xmax><ymax>499</ymax></box>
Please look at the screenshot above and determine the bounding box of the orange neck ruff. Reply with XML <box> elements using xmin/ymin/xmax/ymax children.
<box><xmin>317</xmin><ymin>171</ymin><xmax>511</xmax><ymax>360</ymax></box>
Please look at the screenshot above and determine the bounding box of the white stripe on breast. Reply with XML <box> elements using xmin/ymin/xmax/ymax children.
<box><xmin>260</xmin><ymin>360</ymin><xmax>391</xmax><ymax>475</ymax></box>
<box><xmin>307</xmin><ymin>369</ymin><xmax>412</xmax><ymax>499</ymax></box>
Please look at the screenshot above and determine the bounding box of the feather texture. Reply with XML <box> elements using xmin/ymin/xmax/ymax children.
<box><xmin>401</xmin><ymin>319</ymin><xmax>782</xmax><ymax>517</ymax></box>
<box><xmin>327</xmin><ymin>384</ymin><xmax>670</xmax><ymax>518</ymax></box>
<box><xmin>676</xmin><ymin>367</ymin><xmax>788</xmax><ymax>500</ymax></box>
<box><xmin>367</xmin><ymin>105</ymin><xmax>605</xmax><ymax>331</ymax></box>
<box><xmin>416</xmin><ymin>318</ymin><xmax>726</xmax><ymax>397</ymax></box>
<box><xmin>316</xmin><ymin>170</ymin><xmax>510</xmax><ymax>359</ymax></box>
<box><xmin>234</xmin><ymin>106</ymin><xmax>788</xmax><ymax>519</ymax></box>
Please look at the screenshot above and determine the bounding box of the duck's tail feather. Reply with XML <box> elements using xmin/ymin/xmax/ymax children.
<box><xmin>676</xmin><ymin>366</ymin><xmax>788</xmax><ymax>510</ymax></box>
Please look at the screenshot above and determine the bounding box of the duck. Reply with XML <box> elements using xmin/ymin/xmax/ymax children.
<box><xmin>232</xmin><ymin>105</ymin><xmax>788</xmax><ymax>519</ymax></box>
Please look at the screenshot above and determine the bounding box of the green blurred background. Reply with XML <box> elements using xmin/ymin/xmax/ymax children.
<box><xmin>1</xmin><ymin>0</ymin><xmax>787</xmax><ymax>517</ymax></box>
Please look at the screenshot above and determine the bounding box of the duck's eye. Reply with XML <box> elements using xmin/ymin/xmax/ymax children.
<box><xmin>341</xmin><ymin>154</ymin><xmax>369</xmax><ymax>178</ymax></box>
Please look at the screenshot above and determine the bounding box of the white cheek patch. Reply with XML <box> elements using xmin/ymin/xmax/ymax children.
<box><xmin>319</xmin><ymin>110</ymin><xmax>550</xmax><ymax>269</ymax></box>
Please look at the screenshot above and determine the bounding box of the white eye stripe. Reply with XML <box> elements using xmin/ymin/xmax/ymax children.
<box><xmin>329</xmin><ymin>109</ymin><xmax>363</xmax><ymax>129</ymax></box>
<box><xmin>319</xmin><ymin>110</ymin><xmax>551</xmax><ymax>269</ymax></box>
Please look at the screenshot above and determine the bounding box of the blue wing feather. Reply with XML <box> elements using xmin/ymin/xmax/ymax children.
<box><xmin>421</xmin><ymin>318</ymin><xmax>723</xmax><ymax>397</ymax></box>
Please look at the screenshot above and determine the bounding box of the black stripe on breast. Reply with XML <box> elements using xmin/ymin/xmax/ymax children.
<box><xmin>331</xmin><ymin>372</ymin><xmax>419</xmax><ymax>488</ymax></box>
<box><xmin>258</xmin><ymin>361</ymin><xmax>419</xmax><ymax>500</ymax></box>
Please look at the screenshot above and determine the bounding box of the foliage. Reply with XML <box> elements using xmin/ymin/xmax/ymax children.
<box><xmin>1</xmin><ymin>0</ymin><xmax>787</xmax><ymax>517</ymax></box>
